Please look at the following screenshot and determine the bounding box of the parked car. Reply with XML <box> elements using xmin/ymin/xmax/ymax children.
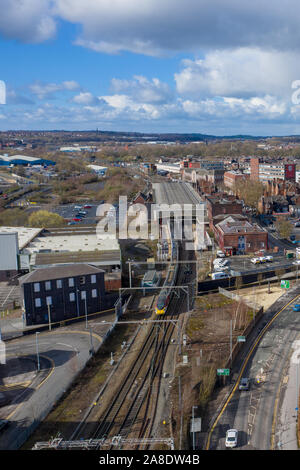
<box><xmin>259</xmin><ymin>256</ymin><xmax>267</xmax><ymax>263</ymax></box>
<box><xmin>68</xmin><ymin>221</ymin><xmax>78</xmax><ymax>225</ymax></box>
<box><xmin>293</xmin><ymin>260</ymin><xmax>300</xmax><ymax>265</ymax></box>
<box><xmin>211</xmin><ymin>272</ymin><xmax>229</xmax><ymax>280</ymax></box>
<box><xmin>72</xmin><ymin>218</ymin><xmax>82</xmax><ymax>222</ymax></box>
<box><xmin>251</xmin><ymin>258</ymin><xmax>260</xmax><ymax>264</ymax></box>
<box><xmin>265</xmin><ymin>255</ymin><xmax>273</xmax><ymax>262</ymax></box>
<box><xmin>292</xmin><ymin>304</ymin><xmax>300</xmax><ymax>312</ymax></box>
<box><xmin>238</xmin><ymin>378</ymin><xmax>250</xmax><ymax>391</ymax></box>
<box><xmin>216</xmin><ymin>250</ymin><xmax>225</xmax><ymax>258</ymax></box>
<box><xmin>225</xmin><ymin>429</ymin><xmax>238</xmax><ymax>448</ymax></box>
<box><xmin>84</xmin><ymin>205</ymin><xmax>92</xmax><ymax>209</ymax></box>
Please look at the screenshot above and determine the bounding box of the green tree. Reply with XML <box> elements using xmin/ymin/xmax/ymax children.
<box><xmin>275</xmin><ymin>218</ymin><xmax>293</xmax><ymax>239</ymax></box>
<box><xmin>28</xmin><ymin>210</ymin><xmax>66</xmax><ymax>228</ymax></box>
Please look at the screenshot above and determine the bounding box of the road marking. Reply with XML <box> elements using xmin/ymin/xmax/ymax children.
<box><xmin>205</xmin><ymin>292</ymin><xmax>300</xmax><ymax>450</ymax></box>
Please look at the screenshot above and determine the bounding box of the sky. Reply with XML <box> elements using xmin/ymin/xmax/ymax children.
<box><xmin>1</xmin><ymin>1</ymin><xmax>300</xmax><ymax>135</ymax></box>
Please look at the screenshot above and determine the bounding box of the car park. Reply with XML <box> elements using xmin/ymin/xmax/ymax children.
<box><xmin>238</xmin><ymin>378</ymin><xmax>250</xmax><ymax>391</ymax></box>
<box><xmin>225</xmin><ymin>429</ymin><xmax>238</xmax><ymax>448</ymax></box>
<box><xmin>292</xmin><ymin>304</ymin><xmax>300</xmax><ymax>312</ymax></box>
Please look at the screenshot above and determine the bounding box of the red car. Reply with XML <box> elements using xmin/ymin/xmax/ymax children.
<box><xmin>72</xmin><ymin>218</ymin><xmax>82</xmax><ymax>222</ymax></box>
<box><xmin>84</xmin><ymin>205</ymin><xmax>92</xmax><ymax>209</ymax></box>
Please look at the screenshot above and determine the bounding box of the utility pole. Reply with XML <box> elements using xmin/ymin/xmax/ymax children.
<box><xmin>35</xmin><ymin>332</ymin><xmax>40</xmax><ymax>371</ymax></box>
<box><xmin>84</xmin><ymin>296</ymin><xmax>88</xmax><ymax>329</ymax></box>
<box><xmin>47</xmin><ymin>302</ymin><xmax>52</xmax><ymax>332</ymax></box>
<box><xmin>192</xmin><ymin>405</ymin><xmax>198</xmax><ymax>450</ymax></box>
<box><xmin>230</xmin><ymin>319</ymin><xmax>233</xmax><ymax>366</ymax></box>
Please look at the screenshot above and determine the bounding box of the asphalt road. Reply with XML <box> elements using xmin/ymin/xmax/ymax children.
<box><xmin>0</xmin><ymin>328</ymin><xmax>105</xmax><ymax>450</ymax></box>
<box><xmin>207</xmin><ymin>284</ymin><xmax>300</xmax><ymax>450</ymax></box>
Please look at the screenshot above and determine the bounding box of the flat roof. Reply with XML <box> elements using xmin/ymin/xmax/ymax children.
<box><xmin>0</xmin><ymin>226</ymin><xmax>43</xmax><ymax>250</ymax></box>
<box><xmin>23</xmin><ymin>233</ymin><xmax>120</xmax><ymax>255</ymax></box>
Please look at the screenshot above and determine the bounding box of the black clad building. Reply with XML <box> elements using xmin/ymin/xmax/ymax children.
<box><xmin>19</xmin><ymin>264</ymin><xmax>106</xmax><ymax>326</ymax></box>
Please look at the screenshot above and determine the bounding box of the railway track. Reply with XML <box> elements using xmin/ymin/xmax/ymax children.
<box><xmin>69</xmin><ymin>241</ymin><xmax>195</xmax><ymax>450</ymax></box>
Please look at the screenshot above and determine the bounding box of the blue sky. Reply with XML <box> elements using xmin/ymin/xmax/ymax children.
<box><xmin>1</xmin><ymin>0</ymin><xmax>300</xmax><ymax>135</ymax></box>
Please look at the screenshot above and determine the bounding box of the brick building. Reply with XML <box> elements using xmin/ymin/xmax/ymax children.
<box><xmin>214</xmin><ymin>216</ymin><xmax>268</xmax><ymax>255</ymax></box>
<box><xmin>223</xmin><ymin>171</ymin><xmax>250</xmax><ymax>189</ymax></box>
<box><xmin>206</xmin><ymin>195</ymin><xmax>243</xmax><ymax>224</ymax></box>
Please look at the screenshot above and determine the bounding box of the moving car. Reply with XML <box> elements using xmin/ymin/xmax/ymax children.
<box><xmin>225</xmin><ymin>429</ymin><xmax>238</xmax><ymax>448</ymax></box>
<box><xmin>292</xmin><ymin>304</ymin><xmax>300</xmax><ymax>312</ymax></box>
<box><xmin>238</xmin><ymin>377</ymin><xmax>250</xmax><ymax>391</ymax></box>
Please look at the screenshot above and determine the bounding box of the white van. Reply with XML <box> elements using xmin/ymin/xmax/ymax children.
<box><xmin>211</xmin><ymin>272</ymin><xmax>229</xmax><ymax>280</ymax></box>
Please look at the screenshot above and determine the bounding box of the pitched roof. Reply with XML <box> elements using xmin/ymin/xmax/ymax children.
<box><xmin>19</xmin><ymin>264</ymin><xmax>104</xmax><ymax>285</ymax></box>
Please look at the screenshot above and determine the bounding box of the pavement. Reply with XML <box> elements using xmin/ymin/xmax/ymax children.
<box><xmin>205</xmin><ymin>282</ymin><xmax>300</xmax><ymax>450</ymax></box>
<box><xmin>0</xmin><ymin>310</ymin><xmax>117</xmax><ymax>450</ymax></box>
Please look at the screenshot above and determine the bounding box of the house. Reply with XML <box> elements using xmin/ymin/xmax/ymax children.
<box><xmin>214</xmin><ymin>216</ymin><xmax>268</xmax><ymax>255</ymax></box>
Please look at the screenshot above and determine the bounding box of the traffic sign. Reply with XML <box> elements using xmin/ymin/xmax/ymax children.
<box><xmin>237</xmin><ymin>336</ymin><xmax>246</xmax><ymax>342</ymax></box>
<box><xmin>281</xmin><ymin>280</ymin><xmax>290</xmax><ymax>289</ymax></box>
<box><xmin>217</xmin><ymin>368</ymin><xmax>230</xmax><ymax>376</ymax></box>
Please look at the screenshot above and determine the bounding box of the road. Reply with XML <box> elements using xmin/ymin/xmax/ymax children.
<box><xmin>207</xmin><ymin>284</ymin><xmax>300</xmax><ymax>450</ymax></box>
<box><xmin>0</xmin><ymin>327</ymin><xmax>105</xmax><ymax>449</ymax></box>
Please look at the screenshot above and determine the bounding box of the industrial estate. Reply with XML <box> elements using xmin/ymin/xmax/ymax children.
<box><xmin>0</xmin><ymin>131</ymin><xmax>300</xmax><ymax>451</ymax></box>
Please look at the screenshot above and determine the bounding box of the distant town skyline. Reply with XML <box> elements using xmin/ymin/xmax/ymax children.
<box><xmin>1</xmin><ymin>1</ymin><xmax>300</xmax><ymax>135</ymax></box>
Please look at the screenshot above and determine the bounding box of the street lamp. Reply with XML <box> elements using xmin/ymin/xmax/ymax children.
<box><xmin>35</xmin><ymin>332</ymin><xmax>40</xmax><ymax>372</ymax></box>
<box><xmin>192</xmin><ymin>405</ymin><xmax>198</xmax><ymax>450</ymax></box>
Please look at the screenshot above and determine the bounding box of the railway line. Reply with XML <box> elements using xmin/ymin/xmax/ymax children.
<box><xmin>33</xmin><ymin>225</ymin><xmax>195</xmax><ymax>450</ymax></box>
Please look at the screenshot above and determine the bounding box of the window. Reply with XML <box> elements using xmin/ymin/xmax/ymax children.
<box><xmin>46</xmin><ymin>296</ymin><xmax>52</xmax><ymax>306</ymax></box>
<box><xmin>69</xmin><ymin>278</ymin><xmax>74</xmax><ymax>287</ymax></box>
<box><xmin>92</xmin><ymin>289</ymin><xmax>97</xmax><ymax>298</ymax></box>
<box><xmin>91</xmin><ymin>274</ymin><xmax>96</xmax><ymax>284</ymax></box>
<box><xmin>35</xmin><ymin>298</ymin><xmax>41</xmax><ymax>307</ymax></box>
<box><xmin>56</xmin><ymin>279</ymin><xmax>62</xmax><ymax>289</ymax></box>
<box><xmin>45</xmin><ymin>281</ymin><xmax>51</xmax><ymax>291</ymax></box>
<box><xmin>34</xmin><ymin>283</ymin><xmax>40</xmax><ymax>293</ymax></box>
<box><xmin>80</xmin><ymin>276</ymin><xmax>85</xmax><ymax>285</ymax></box>
<box><xmin>81</xmin><ymin>291</ymin><xmax>86</xmax><ymax>300</ymax></box>
<box><xmin>69</xmin><ymin>292</ymin><xmax>75</xmax><ymax>302</ymax></box>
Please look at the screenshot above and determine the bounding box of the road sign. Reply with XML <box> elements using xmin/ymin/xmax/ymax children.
<box><xmin>217</xmin><ymin>368</ymin><xmax>230</xmax><ymax>376</ymax></box>
<box><xmin>237</xmin><ymin>336</ymin><xmax>246</xmax><ymax>342</ymax></box>
<box><xmin>281</xmin><ymin>280</ymin><xmax>290</xmax><ymax>289</ymax></box>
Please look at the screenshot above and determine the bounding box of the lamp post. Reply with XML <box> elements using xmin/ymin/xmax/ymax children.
<box><xmin>35</xmin><ymin>332</ymin><xmax>40</xmax><ymax>371</ymax></box>
<box><xmin>192</xmin><ymin>405</ymin><xmax>198</xmax><ymax>450</ymax></box>
<box><xmin>76</xmin><ymin>289</ymin><xmax>80</xmax><ymax>317</ymax></box>
<box><xmin>85</xmin><ymin>296</ymin><xmax>88</xmax><ymax>329</ymax></box>
<box><xmin>47</xmin><ymin>302</ymin><xmax>52</xmax><ymax>332</ymax></box>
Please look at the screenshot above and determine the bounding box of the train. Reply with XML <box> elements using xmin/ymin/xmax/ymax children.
<box><xmin>155</xmin><ymin>239</ymin><xmax>179</xmax><ymax>315</ymax></box>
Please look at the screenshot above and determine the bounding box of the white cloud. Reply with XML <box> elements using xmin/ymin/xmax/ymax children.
<box><xmin>175</xmin><ymin>48</ymin><xmax>300</xmax><ymax>99</ymax></box>
<box><xmin>53</xmin><ymin>0</ymin><xmax>300</xmax><ymax>55</ymax></box>
<box><xmin>0</xmin><ymin>0</ymin><xmax>56</xmax><ymax>43</ymax></box>
<box><xmin>29</xmin><ymin>80</ymin><xmax>80</xmax><ymax>99</ymax></box>
<box><xmin>72</xmin><ymin>92</ymin><xmax>99</xmax><ymax>105</ymax></box>
<box><xmin>111</xmin><ymin>76</ymin><xmax>173</xmax><ymax>104</ymax></box>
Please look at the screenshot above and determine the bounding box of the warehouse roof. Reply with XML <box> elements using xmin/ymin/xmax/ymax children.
<box><xmin>0</xmin><ymin>226</ymin><xmax>43</xmax><ymax>250</ymax></box>
<box><xmin>23</xmin><ymin>233</ymin><xmax>120</xmax><ymax>255</ymax></box>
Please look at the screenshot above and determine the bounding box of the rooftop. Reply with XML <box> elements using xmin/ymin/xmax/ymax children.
<box><xmin>216</xmin><ymin>216</ymin><xmax>265</xmax><ymax>234</ymax></box>
<box><xmin>152</xmin><ymin>182</ymin><xmax>203</xmax><ymax>206</ymax></box>
<box><xmin>0</xmin><ymin>226</ymin><xmax>43</xmax><ymax>250</ymax></box>
<box><xmin>19</xmin><ymin>263</ymin><xmax>104</xmax><ymax>284</ymax></box>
